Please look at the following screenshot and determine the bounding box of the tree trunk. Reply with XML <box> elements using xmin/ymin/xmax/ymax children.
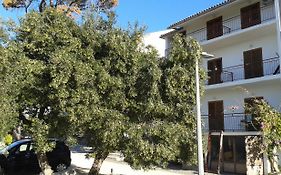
<box><xmin>88</xmin><ymin>152</ymin><xmax>109</xmax><ymax>175</ymax></box>
<box><xmin>37</xmin><ymin>153</ymin><xmax>53</xmax><ymax>175</ymax></box>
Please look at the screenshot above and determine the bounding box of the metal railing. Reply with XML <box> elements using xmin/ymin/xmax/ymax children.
<box><xmin>207</xmin><ymin>56</ymin><xmax>280</xmax><ymax>85</ymax></box>
<box><xmin>187</xmin><ymin>3</ymin><xmax>275</xmax><ymax>42</ymax></box>
<box><xmin>201</xmin><ymin>113</ymin><xmax>260</xmax><ymax>132</ymax></box>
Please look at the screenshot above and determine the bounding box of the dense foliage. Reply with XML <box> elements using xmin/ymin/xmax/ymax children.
<box><xmin>249</xmin><ymin>100</ymin><xmax>281</xmax><ymax>174</ymax></box>
<box><xmin>0</xmin><ymin>8</ymin><xmax>204</xmax><ymax>175</ymax></box>
<box><xmin>3</xmin><ymin>0</ymin><xmax>118</xmax><ymax>14</ymax></box>
<box><xmin>0</xmin><ymin>20</ymin><xmax>29</xmax><ymax>139</ymax></box>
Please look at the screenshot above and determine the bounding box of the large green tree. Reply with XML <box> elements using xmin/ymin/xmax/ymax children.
<box><xmin>2</xmin><ymin>0</ymin><xmax>118</xmax><ymax>14</ymax></box>
<box><xmin>0</xmin><ymin>19</ymin><xmax>36</xmax><ymax>139</ymax></box>
<box><xmin>0</xmin><ymin>21</ymin><xmax>19</xmax><ymax>138</ymax></box>
<box><xmin>2</xmin><ymin>7</ymin><xmax>204</xmax><ymax>175</ymax></box>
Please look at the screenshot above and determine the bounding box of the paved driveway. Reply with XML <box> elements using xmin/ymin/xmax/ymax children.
<box><xmin>69</xmin><ymin>152</ymin><xmax>217</xmax><ymax>175</ymax></box>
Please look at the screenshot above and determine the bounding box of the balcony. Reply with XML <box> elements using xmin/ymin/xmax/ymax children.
<box><xmin>207</xmin><ymin>55</ymin><xmax>280</xmax><ymax>85</ymax></box>
<box><xmin>187</xmin><ymin>3</ymin><xmax>275</xmax><ymax>43</ymax></box>
<box><xmin>202</xmin><ymin>113</ymin><xmax>260</xmax><ymax>132</ymax></box>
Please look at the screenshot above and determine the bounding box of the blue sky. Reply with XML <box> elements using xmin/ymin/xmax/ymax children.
<box><xmin>0</xmin><ymin>0</ymin><xmax>224</xmax><ymax>33</ymax></box>
<box><xmin>116</xmin><ymin>0</ymin><xmax>224</xmax><ymax>33</ymax></box>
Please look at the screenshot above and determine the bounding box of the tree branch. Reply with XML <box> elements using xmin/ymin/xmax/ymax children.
<box><xmin>50</xmin><ymin>0</ymin><xmax>54</xmax><ymax>7</ymax></box>
<box><xmin>24</xmin><ymin>0</ymin><xmax>33</xmax><ymax>13</ymax></box>
<box><xmin>39</xmin><ymin>0</ymin><xmax>46</xmax><ymax>12</ymax></box>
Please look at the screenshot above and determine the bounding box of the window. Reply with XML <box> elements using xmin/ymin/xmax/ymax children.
<box><xmin>210</xmin><ymin>136</ymin><xmax>220</xmax><ymax>161</ymax></box>
<box><xmin>243</xmin><ymin>48</ymin><xmax>263</xmax><ymax>79</ymax></box>
<box><xmin>223</xmin><ymin>137</ymin><xmax>234</xmax><ymax>162</ymax></box>
<box><xmin>235</xmin><ymin>137</ymin><xmax>246</xmax><ymax>164</ymax></box>
<box><xmin>241</xmin><ymin>2</ymin><xmax>261</xmax><ymax>29</ymax></box>
<box><xmin>207</xmin><ymin>16</ymin><xmax>223</xmax><ymax>40</ymax></box>
<box><xmin>208</xmin><ymin>58</ymin><xmax>222</xmax><ymax>85</ymax></box>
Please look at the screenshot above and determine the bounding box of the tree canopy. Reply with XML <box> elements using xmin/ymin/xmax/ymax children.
<box><xmin>0</xmin><ymin>7</ymin><xmax>204</xmax><ymax>175</ymax></box>
<box><xmin>2</xmin><ymin>0</ymin><xmax>118</xmax><ymax>14</ymax></box>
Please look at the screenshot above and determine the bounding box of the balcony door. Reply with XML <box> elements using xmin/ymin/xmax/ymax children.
<box><xmin>244</xmin><ymin>97</ymin><xmax>263</xmax><ymax>131</ymax></box>
<box><xmin>207</xmin><ymin>16</ymin><xmax>223</xmax><ymax>40</ymax></box>
<box><xmin>208</xmin><ymin>58</ymin><xmax>222</xmax><ymax>85</ymax></box>
<box><xmin>208</xmin><ymin>100</ymin><xmax>224</xmax><ymax>131</ymax></box>
<box><xmin>243</xmin><ymin>48</ymin><xmax>263</xmax><ymax>79</ymax></box>
<box><xmin>241</xmin><ymin>2</ymin><xmax>261</xmax><ymax>29</ymax></box>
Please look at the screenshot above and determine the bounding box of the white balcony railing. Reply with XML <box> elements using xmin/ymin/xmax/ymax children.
<box><xmin>187</xmin><ymin>3</ymin><xmax>275</xmax><ymax>42</ymax></box>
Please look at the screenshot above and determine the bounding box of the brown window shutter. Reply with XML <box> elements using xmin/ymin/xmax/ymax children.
<box><xmin>241</xmin><ymin>2</ymin><xmax>261</xmax><ymax>29</ymax></box>
<box><xmin>208</xmin><ymin>101</ymin><xmax>224</xmax><ymax>131</ymax></box>
<box><xmin>241</xmin><ymin>6</ymin><xmax>250</xmax><ymax>29</ymax></box>
<box><xmin>252</xmin><ymin>48</ymin><xmax>263</xmax><ymax>77</ymax></box>
<box><xmin>251</xmin><ymin>3</ymin><xmax>261</xmax><ymax>25</ymax></box>
<box><xmin>244</xmin><ymin>50</ymin><xmax>252</xmax><ymax>79</ymax></box>
<box><xmin>244</xmin><ymin>48</ymin><xmax>263</xmax><ymax>79</ymax></box>
<box><xmin>208</xmin><ymin>58</ymin><xmax>222</xmax><ymax>85</ymax></box>
<box><xmin>207</xmin><ymin>16</ymin><xmax>223</xmax><ymax>40</ymax></box>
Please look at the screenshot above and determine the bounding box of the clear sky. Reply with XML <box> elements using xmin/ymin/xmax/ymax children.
<box><xmin>115</xmin><ymin>0</ymin><xmax>224</xmax><ymax>33</ymax></box>
<box><xmin>0</xmin><ymin>0</ymin><xmax>224</xmax><ymax>33</ymax></box>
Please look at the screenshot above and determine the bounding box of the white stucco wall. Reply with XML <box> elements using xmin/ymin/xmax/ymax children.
<box><xmin>202</xmin><ymin>32</ymin><xmax>279</xmax><ymax>70</ymax></box>
<box><xmin>143</xmin><ymin>30</ymin><xmax>172</xmax><ymax>58</ymax></box>
<box><xmin>202</xmin><ymin>81</ymin><xmax>281</xmax><ymax>113</ymax></box>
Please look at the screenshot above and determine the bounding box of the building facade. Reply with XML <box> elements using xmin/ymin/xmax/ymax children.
<box><xmin>143</xmin><ymin>30</ymin><xmax>172</xmax><ymax>58</ymax></box>
<box><xmin>161</xmin><ymin>0</ymin><xmax>281</xmax><ymax>174</ymax></box>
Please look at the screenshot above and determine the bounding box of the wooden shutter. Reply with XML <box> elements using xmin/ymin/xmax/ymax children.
<box><xmin>207</xmin><ymin>16</ymin><xmax>223</xmax><ymax>40</ymax></box>
<box><xmin>241</xmin><ymin>5</ymin><xmax>250</xmax><ymax>29</ymax></box>
<box><xmin>244</xmin><ymin>48</ymin><xmax>263</xmax><ymax>79</ymax></box>
<box><xmin>241</xmin><ymin>2</ymin><xmax>261</xmax><ymax>29</ymax></box>
<box><xmin>208</xmin><ymin>101</ymin><xmax>224</xmax><ymax>131</ymax></box>
<box><xmin>208</xmin><ymin>58</ymin><xmax>222</xmax><ymax>85</ymax></box>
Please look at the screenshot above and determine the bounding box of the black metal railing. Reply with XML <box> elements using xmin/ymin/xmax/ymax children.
<box><xmin>186</xmin><ymin>3</ymin><xmax>275</xmax><ymax>42</ymax></box>
<box><xmin>207</xmin><ymin>56</ymin><xmax>280</xmax><ymax>85</ymax></box>
<box><xmin>202</xmin><ymin>113</ymin><xmax>260</xmax><ymax>132</ymax></box>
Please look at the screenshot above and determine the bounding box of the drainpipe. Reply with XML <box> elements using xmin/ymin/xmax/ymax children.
<box><xmin>274</xmin><ymin>0</ymin><xmax>281</xmax><ymax>78</ymax></box>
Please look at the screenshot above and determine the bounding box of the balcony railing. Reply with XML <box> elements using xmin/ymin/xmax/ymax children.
<box><xmin>202</xmin><ymin>113</ymin><xmax>260</xmax><ymax>132</ymax></box>
<box><xmin>187</xmin><ymin>3</ymin><xmax>275</xmax><ymax>42</ymax></box>
<box><xmin>207</xmin><ymin>56</ymin><xmax>280</xmax><ymax>85</ymax></box>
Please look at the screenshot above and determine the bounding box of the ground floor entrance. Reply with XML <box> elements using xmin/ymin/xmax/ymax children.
<box><xmin>208</xmin><ymin>135</ymin><xmax>247</xmax><ymax>174</ymax></box>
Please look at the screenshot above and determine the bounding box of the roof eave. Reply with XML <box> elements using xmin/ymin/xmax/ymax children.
<box><xmin>168</xmin><ymin>0</ymin><xmax>239</xmax><ymax>29</ymax></box>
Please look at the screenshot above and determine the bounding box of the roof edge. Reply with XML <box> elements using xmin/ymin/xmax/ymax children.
<box><xmin>168</xmin><ymin>0</ymin><xmax>238</xmax><ymax>29</ymax></box>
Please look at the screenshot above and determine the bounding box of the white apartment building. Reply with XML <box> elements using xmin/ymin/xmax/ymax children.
<box><xmin>161</xmin><ymin>0</ymin><xmax>281</xmax><ymax>174</ymax></box>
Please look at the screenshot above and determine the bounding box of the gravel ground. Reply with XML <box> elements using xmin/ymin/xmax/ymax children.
<box><xmin>63</xmin><ymin>151</ymin><xmax>218</xmax><ymax>175</ymax></box>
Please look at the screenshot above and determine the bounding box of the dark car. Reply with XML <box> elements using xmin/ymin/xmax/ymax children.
<box><xmin>0</xmin><ymin>139</ymin><xmax>71</xmax><ymax>175</ymax></box>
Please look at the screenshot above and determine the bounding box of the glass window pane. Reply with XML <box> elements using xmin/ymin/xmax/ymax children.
<box><xmin>223</xmin><ymin>137</ymin><xmax>234</xmax><ymax>162</ymax></box>
<box><xmin>235</xmin><ymin>136</ymin><xmax>246</xmax><ymax>163</ymax></box>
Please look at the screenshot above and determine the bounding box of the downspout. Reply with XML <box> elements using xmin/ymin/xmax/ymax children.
<box><xmin>274</xmin><ymin>0</ymin><xmax>281</xmax><ymax>77</ymax></box>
